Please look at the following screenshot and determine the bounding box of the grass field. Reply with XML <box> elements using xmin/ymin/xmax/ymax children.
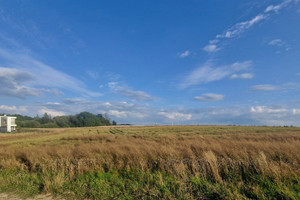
<box><xmin>0</xmin><ymin>125</ymin><xmax>299</xmax><ymax>199</ymax></box>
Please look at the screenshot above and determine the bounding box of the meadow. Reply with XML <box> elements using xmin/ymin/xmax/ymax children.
<box><xmin>0</xmin><ymin>125</ymin><xmax>299</xmax><ymax>199</ymax></box>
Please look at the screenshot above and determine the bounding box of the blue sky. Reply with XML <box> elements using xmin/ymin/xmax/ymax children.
<box><xmin>1</xmin><ymin>0</ymin><xmax>300</xmax><ymax>125</ymax></box>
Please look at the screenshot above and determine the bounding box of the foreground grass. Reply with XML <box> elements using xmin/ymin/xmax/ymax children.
<box><xmin>0</xmin><ymin>125</ymin><xmax>299</xmax><ymax>199</ymax></box>
<box><xmin>0</xmin><ymin>169</ymin><xmax>299</xmax><ymax>199</ymax></box>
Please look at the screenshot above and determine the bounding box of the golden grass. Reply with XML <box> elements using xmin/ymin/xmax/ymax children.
<box><xmin>0</xmin><ymin>125</ymin><xmax>299</xmax><ymax>183</ymax></box>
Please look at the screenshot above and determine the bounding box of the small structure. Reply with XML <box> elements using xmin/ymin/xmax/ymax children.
<box><xmin>0</xmin><ymin>115</ymin><xmax>17</xmax><ymax>133</ymax></box>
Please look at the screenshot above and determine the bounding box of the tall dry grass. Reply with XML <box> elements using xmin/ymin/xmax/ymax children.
<box><xmin>0</xmin><ymin>126</ymin><xmax>299</xmax><ymax>183</ymax></box>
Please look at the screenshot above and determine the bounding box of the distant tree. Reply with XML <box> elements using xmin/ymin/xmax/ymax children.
<box><xmin>53</xmin><ymin>116</ymin><xmax>70</xmax><ymax>127</ymax></box>
<box><xmin>40</xmin><ymin>113</ymin><xmax>52</xmax><ymax>124</ymax></box>
<box><xmin>4</xmin><ymin>112</ymin><xmax>116</xmax><ymax>128</ymax></box>
<box><xmin>112</xmin><ymin>120</ymin><xmax>117</xmax><ymax>125</ymax></box>
<box><xmin>21</xmin><ymin>120</ymin><xmax>41</xmax><ymax>128</ymax></box>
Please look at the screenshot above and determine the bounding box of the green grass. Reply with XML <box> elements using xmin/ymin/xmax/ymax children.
<box><xmin>0</xmin><ymin>168</ymin><xmax>299</xmax><ymax>199</ymax></box>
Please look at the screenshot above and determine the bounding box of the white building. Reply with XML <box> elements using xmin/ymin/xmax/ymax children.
<box><xmin>0</xmin><ymin>115</ymin><xmax>17</xmax><ymax>133</ymax></box>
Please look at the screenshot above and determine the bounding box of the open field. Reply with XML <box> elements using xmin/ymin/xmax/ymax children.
<box><xmin>0</xmin><ymin>125</ymin><xmax>299</xmax><ymax>199</ymax></box>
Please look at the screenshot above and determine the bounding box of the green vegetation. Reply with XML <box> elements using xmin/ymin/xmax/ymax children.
<box><xmin>0</xmin><ymin>125</ymin><xmax>299</xmax><ymax>199</ymax></box>
<box><xmin>2</xmin><ymin>111</ymin><xmax>115</xmax><ymax>128</ymax></box>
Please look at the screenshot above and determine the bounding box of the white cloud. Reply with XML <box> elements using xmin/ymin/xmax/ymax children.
<box><xmin>0</xmin><ymin>67</ymin><xmax>42</xmax><ymax>98</ymax></box>
<box><xmin>268</xmin><ymin>39</ymin><xmax>290</xmax><ymax>51</ymax></box>
<box><xmin>0</xmin><ymin>48</ymin><xmax>101</xmax><ymax>97</ymax></box>
<box><xmin>250</xmin><ymin>106</ymin><xmax>287</xmax><ymax>113</ymax></box>
<box><xmin>178</xmin><ymin>50</ymin><xmax>190</xmax><ymax>58</ymax></box>
<box><xmin>0</xmin><ymin>105</ymin><xmax>28</xmax><ymax>114</ymax></box>
<box><xmin>203</xmin><ymin>0</ymin><xmax>299</xmax><ymax>53</ymax></box>
<box><xmin>158</xmin><ymin>111</ymin><xmax>192</xmax><ymax>121</ymax></box>
<box><xmin>0</xmin><ymin>105</ymin><xmax>17</xmax><ymax>112</ymax></box>
<box><xmin>248</xmin><ymin>105</ymin><xmax>299</xmax><ymax>126</ymax></box>
<box><xmin>194</xmin><ymin>93</ymin><xmax>224</xmax><ymax>102</ymax></box>
<box><xmin>38</xmin><ymin>108</ymin><xmax>66</xmax><ymax>117</ymax></box>
<box><xmin>230</xmin><ymin>73</ymin><xmax>254</xmax><ymax>79</ymax></box>
<box><xmin>250</xmin><ymin>82</ymin><xmax>300</xmax><ymax>92</ymax></box>
<box><xmin>265</xmin><ymin>0</ymin><xmax>294</xmax><ymax>13</ymax></box>
<box><xmin>108</xmin><ymin>82</ymin><xmax>156</xmax><ymax>101</ymax></box>
<box><xmin>292</xmin><ymin>109</ymin><xmax>300</xmax><ymax>114</ymax></box>
<box><xmin>216</xmin><ymin>14</ymin><xmax>266</xmax><ymax>39</ymax></box>
<box><xmin>251</xmin><ymin>84</ymin><xmax>278</xmax><ymax>91</ymax></box>
<box><xmin>203</xmin><ymin>44</ymin><xmax>220</xmax><ymax>53</ymax></box>
<box><xmin>108</xmin><ymin>110</ymin><xmax>146</xmax><ymax>119</ymax></box>
<box><xmin>269</xmin><ymin>39</ymin><xmax>285</xmax><ymax>46</ymax></box>
<box><xmin>108</xmin><ymin>110</ymin><xmax>127</xmax><ymax>118</ymax></box>
<box><xmin>180</xmin><ymin>61</ymin><xmax>252</xmax><ymax>88</ymax></box>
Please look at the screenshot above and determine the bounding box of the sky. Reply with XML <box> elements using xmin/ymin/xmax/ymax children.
<box><xmin>0</xmin><ymin>0</ymin><xmax>300</xmax><ymax>125</ymax></box>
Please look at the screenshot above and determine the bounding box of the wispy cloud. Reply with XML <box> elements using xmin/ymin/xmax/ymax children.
<box><xmin>38</xmin><ymin>108</ymin><xmax>66</xmax><ymax>116</ymax></box>
<box><xmin>0</xmin><ymin>67</ymin><xmax>41</xmax><ymax>98</ymax></box>
<box><xmin>251</xmin><ymin>82</ymin><xmax>300</xmax><ymax>92</ymax></box>
<box><xmin>108</xmin><ymin>82</ymin><xmax>156</xmax><ymax>101</ymax></box>
<box><xmin>0</xmin><ymin>47</ymin><xmax>101</xmax><ymax>97</ymax></box>
<box><xmin>0</xmin><ymin>105</ymin><xmax>28</xmax><ymax>113</ymax></box>
<box><xmin>251</xmin><ymin>84</ymin><xmax>278</xmax><ymax>91</ymax></box>
<box><xmin>203</xmin><ymin>44</ymin><xmax>220</xmax><ymax>53</ymax></box>
<box><xmin>180</xmin><ymin>61</ymin><xmax>252</xmax><ymax>88</ymax></box>
<box><xmin>202</xmin><ymin>14</ymin><xmax>266</xmax><ymax>53</ymax></box>
<box><xmin>158</xmin><ymin>111</ymin><xmax>192</xmax><ymax>121</ymax></box>
<box><xmin>178</xmin><ymin>50</ymin><xmax>190</xmax><ymax>58</ymax></box>
<box><xmin>269</xmin><ymin>39</ymin><xmax>285</xmax><ymax>46</ymax></box>
<box><xmin>268</xmin><ymin>39</ymin><xmax>291</xmax><ymax>51</ymax></box>
<box><xmin>249</xmin><ymin>104</ymin><xmax>300</xmax><ymax>125</ymax></box>
<box><xmin>203</xmin><ymin>0</ymin><xmax>299</xmax><ymax>53</ymax></box>
<box><xmin>264</xmin><ymin>0</ymin><xmax>294</xmax><ymax>13</ymax></box>
<box><xmin>216</xmin><ymin>14</ymin><xmax>266</xmax><ymax>39</ymax></box>
<box><xmin>194</xmin><ymin>93</ymin><xmax>224</xmax><ymax>102</ymax></box>
<box><xmin>250</xmin><ymin>106</ymin><xmax>287</xmax><ymax>113</ymax></box>
<box><xmin>292</xmin><ymin>109</ymin><xmax>300</xmax><ymax>114</ymax></box>
<box><xmin>230</xmin><ymin>73</ymin><xmax>254</xmax><ymax>79</ymax></box>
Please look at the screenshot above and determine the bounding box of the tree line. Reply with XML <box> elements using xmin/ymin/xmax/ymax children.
<box><xmin>3</xmin><ymin>112</ymin><xmax>117</xmax><ymax>128</ymax></box>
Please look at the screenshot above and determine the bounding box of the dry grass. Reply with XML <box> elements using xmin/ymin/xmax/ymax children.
<box><xmin>0</xmin><ymin>126</ymin><xmax>299</xmax><ymax>178</ymax></box>
<box><xmin>0</xmin><ymin>125</ymin><xmax>299</xmax><ymax>199</ymax></box>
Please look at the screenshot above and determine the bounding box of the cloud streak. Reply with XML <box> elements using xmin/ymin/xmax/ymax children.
<box><xmin>230</xmin><ymin>73</ymin><xmax>254</xmax><ymax>79</ymax></box>
<box><xmin>203</xmin><ymin>44</ymin><xmax>220</xmax><ymax>53</ymax></box>
<box><xmin>0</xmin><ymin>67</ymin><xmax>41</xmax><ymax>98</ymax></box>
<box><xmin>194</xmin><ymin>93</ymin><xmax>224</xmax><ymax>102</ymax></box>
<box><xmin>269</xmin><ymin>39</ymin><xmax>285</xmax><ymax>46</ymax></box>
<box><xmin>180</xmin><ymin>61</ymin><xmax>252</xmax><ymax>88</ymax></box>
<box><xmin>268</xmin><ymin>39</ymin><xmax>291</xmax><ymax>51</ymax></box>
<box><xmin>0</xmin><ymin>47</ymin><xmax>101</xmax><ymax>97</ymax></box>
<box><xmin>250</xmin><ymin>82</ymin><xmax>300</xmax><ymax>92</ymax></box>
<box><xmin>158</xmin><ymin>111</ymin><xmax>192</xmax><ymax>121</ymax></box>
<box><xmin>251</xmin><ymin>84</ymin><xmax>278</xmax><ymax>91</ymax></box>
<box><xmin>0</xmin><ymin>105</ymin><xmax>28</xmax><ymax>113</ymax></box>
<box><xmin>178</xmin><ymin>50</ymin><xmax>190</xmax><ymax>58</ymax></box>
<box><xmin>108</xmin><ymin>82</ymin><xmax>156</xmax><ymax>101</ymax></box>
<box><xmin>216</xmin><ymin>14</ymin><xmax>266</xmax><ymax>39</ymax></box>
<box><xmin>203</xmin><ymin>0</ymin><xmax>299</xmax><ymax>53</ymax></box>
<box><xmin>264</xmin><ymin>0</ymin><xmax>294</xmax><ymax>13</ymax></box>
